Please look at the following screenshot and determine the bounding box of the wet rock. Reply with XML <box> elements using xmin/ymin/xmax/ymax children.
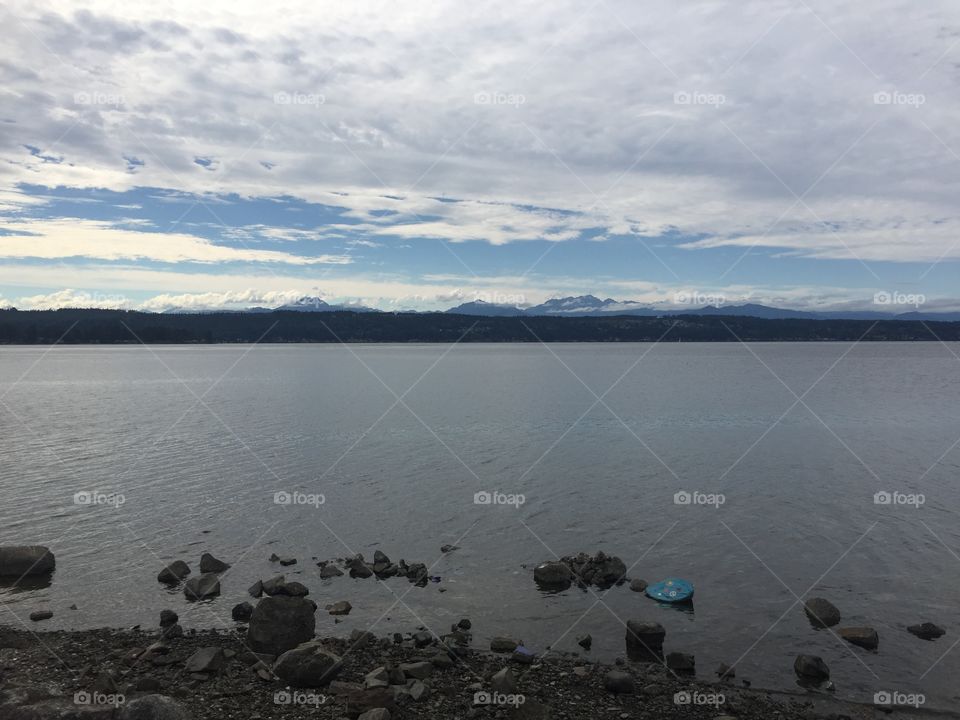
<box><xmin>533</xmin><ymin>561</ymin><xmax>573</xmax><ymax>588</ymax></box>
<box><xmin>157</xmin><ymin>560</ymin><xmax>191</xmax><ymax>584</ymax></box>
<box><xmin>247</xmin><ymin>595</ymin><xmax>316</xmax><ymax>655</ymax></box>
<box><xmin>839</xmin><ymin>626</ymin><xmax>879</xmax><ymax>650</ymax></box>
<box><xmin>604</xmin><ymin>670</ymin><xmax>634</xmax><ymax>694</ymax></box>
<box><xmin>351</xmin><ymin>564</ymin><xmax>374</xmax><ymax>579</ymax></box>
<box><xmin>277</xmin><ymin>581</ymin><xmax>309</xmax><ymax>597</ymax></box>
<box><xmin>440</xmin><ymin>544</ymin><xmax>459</xmax><ymax>553</ymax></box>
<box><xmin>231</xmin><ymin>602</ymin><xmax>253</xmax><ymax>622</ymax></box>
<box><xmin>160</xmin><ymin>624</ymin><xmax>183</xmax><ymax>640</ymax></box>
<box><xmin>491</xmin><ymin>667</ymin><xmax>516</xmax><ymax>694</ymax></box>
<box><xmin>629</xmin><ymin>578</ymin><xmax>648</xmax><ymax>592</ymax></box>
<box><xmin>159</xmin><ymin>610</ymin><xmax>178</xmax><ymax>628</ymax></box>
<box><xmin>274</xmin><ymin>641</ymin><xmax>342</xmax><ymax>688</ymax></box>
<box><xmin>277</xmin><ymin>556</ymin><xmax>297</xmax><ymax>566</ymax></box>
<box><xmin>577</xmin><ymin>634</ymin><xmax>592</xmax><ymax>650</ymax></box>
<box><xmin>794</xmin><ymin>654</ymin><xmax>830</xmax><ymax>681</ymax></box>
<box><xmin>319</xmin><ymin>564</ymin><xmax>344</xmax><ymax>579</ymax></box>
<box><xmin>0</xmin><ymin>546</ymin><xmax>55</xmax><ymax>576</ymax></box>
<box><xmin>326</xmin><ymin>600</ymin><xmax>352</xmax><ymax>615</ymax></box>
<box><xmin>184</xmin><ymin>647</ymin><xmax>225</xmax><ymax>673</ymax></box>
<box><xmin>183</xmin><ymin>573</ymin><xmax>220</xmax><ymax>601</ymax></box>
<box><xmin>490</xmin><ymin>636</ymin><xmax>518</xmax><ymax>653</ymax></box>
<box><xmin>119</xmin><ymin>694</ymin><xmax>189</xmax><ymax>720</ymax></box>
<box><xmin>560</xmin><ymin>551</ymin><xmax>627</xmax><ymax>588</ymax></box>
<box><xmin>804</xmin><ymin>597</ymin><xmax>841</xmax><ymax>628</ymax></box>
<box><xmin>457</xmin><ymin>618</ymin><xmax>472</xmax><ymax>630</ymax></box>
<box><xmin>247</xmin><ymin>580</ymin><xmax>263</xmax><ymax>598</ymax></box>
<box><xmin>261</xmin><ymin>575</ymin><xmax>286</xmax><ymax>595</ymax></box>
<box><xmin>625</xmin><ymin>620</ymin><xmax>665</xmax><ymax>660</ymax></box>
<box><xmin>666</xmin><ymin>652</ymin><xmax>695</xmax><ymax>673</ymax></box>
<box><xmin>198</xmin><ymin>553</ymin><xmax>230</xmax><ymax>573</ymax></box>
<box><xmin>907</xmin><ymin>622</ymin><xmax>945</xmax><ymax>640</ymax></box>
<box><xmin>373</xmin><ymin>550</ymin><xmax>390</xmax><ymax>568</ymax></box>
<box><xmin>29</xmin><ymin>610</ymin><xmax>52</xmax><ymax>622</ymax></box>
<box><xmin>412</xmin><ymin>631</ymin><xmax>433</xmax><ymax>648</ymax></box>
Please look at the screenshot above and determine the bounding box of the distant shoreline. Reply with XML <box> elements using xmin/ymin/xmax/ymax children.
<box><xmin>1</xmin><ymin>308</ymin><xmax>959</xmax><ymax>344</ymax></box>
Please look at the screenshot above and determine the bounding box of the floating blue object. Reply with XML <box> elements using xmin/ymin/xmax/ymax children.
<box><xmin>645</xmin><ymin>578</ymin><xmax>694</xmax><ymax>603</ymax></box>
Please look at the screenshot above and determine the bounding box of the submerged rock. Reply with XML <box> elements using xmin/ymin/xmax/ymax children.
<box><xmin>629</xmin><ymin>578</ymin><xmax>648</xmax><ymax>592</ymax></box>
<box><xmin>533</xmin><ymin>561</ymin><xmax>573</xmax><ymax>588</ymax></box>
<box><xmin>907</xmin><ymin>622</ymin><xmax>945</xmax><ymax>640</ymax></box>
<box><xmin>625</xmin><ymin>620</ymin><xmax>665</xmax><ymax>661</ymax></box>
<box><xmin>183</xmin><ymin>573</ymin><xmax>220</xmax><ymax>601</ymax></box>
<box><xmin>157</xmin><ymin>560</ymin><xmax>190</xmax><ymax>584</ymax></box>
<box><xmin>839</xmin><ymin>626</ymin><xmax>879</xmax><ymax>650</ymax></box>
<box><xmin>804</xmin><ymin>598</ymin><xmax>840</xmax><ymax>628</ymax></box>
<box><xmin>794</xmin><ymin>654</ymin><xmax>830</xmax><ymax>681</ymax></box>
<box><xmin>326</xmin><ymin>600</ymin><xmax>352</xmax><ymax>615</ymax></box>
<box><xmin>199</xmin><ymin>553</ymin><xmax>230</xmax><ymax>573</ymax></box>
<box><xmin>0</xmin><ymin>546</ymin><xmax>55</xmax><ymax>576</ymax></box>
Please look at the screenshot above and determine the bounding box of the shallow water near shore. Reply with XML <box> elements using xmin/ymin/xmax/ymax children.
<box><xmin>1</xmin><ymin>342</ymin><xmax>958</xmax><ymax>710</ymax></box>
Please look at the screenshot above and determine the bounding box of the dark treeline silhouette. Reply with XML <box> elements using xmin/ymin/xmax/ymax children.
<box><xmin>0</xmin><ymin>308</ymin><xmax>958</xmax><ymax>344</ymax></box>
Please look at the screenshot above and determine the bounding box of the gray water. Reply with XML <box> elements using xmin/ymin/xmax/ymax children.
<box><xmin>1</xmin><ymin>343</ymin><xmax>958</xmax><ymax>710</ymax></box>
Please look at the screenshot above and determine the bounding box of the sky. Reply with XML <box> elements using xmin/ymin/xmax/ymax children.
<box><xmin>1</xmin><ymin>0</ymin><xmax>959</xmax><ymax>312</ymax></box>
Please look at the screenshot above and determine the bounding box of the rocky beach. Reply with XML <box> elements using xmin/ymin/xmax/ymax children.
<box><xmin>0</xmin><ymin>545</ymin><xmax>954</xmax><ymax>719</ymax></box>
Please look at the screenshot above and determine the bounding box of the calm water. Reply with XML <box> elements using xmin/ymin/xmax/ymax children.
<box><xmin>1</xmin><ymin>343</ymin><xmax>958</xmax><ymax>709</ymax></box>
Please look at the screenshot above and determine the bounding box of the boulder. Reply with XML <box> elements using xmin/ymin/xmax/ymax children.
<box><xmin>199</xmin><ymin>553</ymin><xmax>230</xmax><ymax>573</ymax></box>
<box><xmin>533</xmin><ymin>561</ymin><xmax>573</xmax><ymax>588</ymax></box>
<box><xmin>491</xmin><ymin>667</ymin><xmax>516</xmax><ymax>694</ymax></box>
<box><xmin>248</xmin><ymin>580</ymin><xmax>263</xmax><ymax>598</ymax></box>
<box><xmin>666</xmin><ymin>652</ymin><xmax>695</xmax><ymax>672</ymax></box>
<box><xmin>274</xmin><ymin>641</ymin><xmax>342</xmax><ymax>687</ymax></box>
<box><xmin>412</xmin><ymin>631</ymin><xmax>433</xmax><ymax>648</ymax></box>
<box><xmin>0</xmin><ymin>546</ymin><xmax>55</xmax><ymax>576</ymax></box>
<box><xmin>29</xmin><ymin>610</ymin><xmax>53</xmax><ymax>622</ymax></box>
<box><xmin>262</xmin><ymin>575</ymin><xmax>286</xmax><ymax>595</ymax></box>
<box><xmin>490</xmin><ymin>636</ymin><xmax>518</xmax><ymax>653</ymax></box>
<box><xmin>326</xmin><ymin>600</ymin><xmax>352</xmax><ymax>616</ymax></box>
<box><xmin>184</xmin><ymin>647</ymin><xmax>225</xmax><ymax>673</ymax></box>
<box><xmin>804</xmin><ymin>597</ymin><xmax>840</xmax><ymax>628</ymax></box>
<box><xmin>794</xmin><ymin>654</ymin><xmax>830</xmax><ymax>681</ymax></box>
<box><xmin>247</xmin><ymin>595</ymin><xmax>316</xmax><ymax>655</ymax></box>
<box><xmin>839</xmin><ymin>626</ymin><xmax>879</xmax><ymax>650</ymax></box>
<box><xmin>604</xmin><ymin>670</ymin><xmax>634</xmax><ymax>694</ymax></box>
<box><xmin>157</xmin><ymin>560</ymin><xmax>190</xmax><ymax>584</ymax></box>
<box><xmin>159</xmin><ymin>609</ymin><xmax>178</xmax><ymax>628</ymax></box>
<box><xmin>278</xmin><ymin>581</ymin><xmax>310</xmax><ymax>597</ymax></box>
<box><xmin>907</xmin><ymin>622</ymin><xmax>945</xmax><ymax>640</ymax></box>
<box><xmin>231</xmin><ymin>602</ymin><xmax>253</xmax><ymax>622</ymax></box>
<box><xmin>625</xmin><ymin>620</ymin><xmax>665</xmax><ymax>660</ymax></box>
<box><xmin>629</xmin><ymin>578</ymin><xmax>648</xmax><ymax>592</ymax></box>
<box><xmin>559</xmin><ymin>551</ymin><xmax>628</xmax><ymax>587</ymax></box>
<box><xmin>183</xmin><ymin>573</ymin><xmax>220</xmax><ymax>601</ymax></box>
<box><xmin>119</xmin><ymin>694</ymin><xmax>189</xmax><ymax>720</ymax></box>
<box><xmin>457</xmin><ymin>618</ymin><xmax>472</xmax><ymax>630</ymax></box>
<box><xmin>320</xmin><ymin>564</ymin><xmax>344</xmax><ymax>579</ymax></box>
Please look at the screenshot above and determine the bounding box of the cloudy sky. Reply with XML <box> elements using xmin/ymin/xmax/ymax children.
<box><xmin>1</xmin><ymin>0</ymin><xmax>958</xmax><ymax>312</ymax></box>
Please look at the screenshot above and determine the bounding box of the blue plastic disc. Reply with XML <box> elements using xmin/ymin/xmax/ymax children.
<box><xmin>645</xmin><ymin>578</ymin><xmax>694</xmax><ymax>603</ymax></box>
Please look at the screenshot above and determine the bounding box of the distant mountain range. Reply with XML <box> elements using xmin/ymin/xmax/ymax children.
<box><xmin>160</xmin><ymin>294</ymin><xmax>960</xmax><ymax>322</ymax></box>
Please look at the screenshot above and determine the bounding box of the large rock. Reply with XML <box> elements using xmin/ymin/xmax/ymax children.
<box><xmin>625</xmin><ymin>620</ymin><xmax>665</xmax><ymax>660</ymax></box>
<box><xmin>199</xmin><ymin>553</ymin><xmax>230</xmax><ymax>573</ymax></box>
<box><xmin>804</xmin><ymin>597</ymin><xmax>841</xmax><ymax>628</ymax></box>
<box><xmin>0</xmin><ymin>546</ymin><xmax>55</xmax><ymax>576</ymax></box>
<box><xmin>184</xmin><ymin>646</ymin><xmax>225</xmax><ymax>673</ymax></box>
<box><xmin>232</xmin><ymin>602</ymin><xmax>253</xmax><ymax>622</ymax></box>
<box><xmin>319</xmin><ymin>564</ymin><xmax>344</xmax><ymax>579</ymax></box>
<box><xmin>907</xmin><ymin>622</ymin><xmax>945</xmax><ymax>640</ymax></box>
<box><xmin>119</xmin><ymin>694</ymin><xmax>189</xmax><ymax>720</ymax></box>
<box><xmin>559</xmin><ymin>551</ymin><xmax>627</xmax><ymax>588</ymax></box>
<box><xmin>157</xmin><ymin>561</ymin><xmax>190</xmax><ymax>584</ymax></box>
<box><xmin>839</xmin><ymin>626</ymin><xmax>879</xmax><ymax>650</ymax></box>
<box><xmin>794</xmin><ymin>654</ymin><xmax>830</xmax><ymax>681</ymax></box>
<box><xmin>183</xmin><ymin>573</ymin><xmax>220</xmax><ymax>601</ymax></box>
<box><xmin>604</xmin><ymin>670</ymin><xmax>634</xmax><ymax>694</ymax></box>
<box><xmin>247</xmin><ymin>595</ymin><xmax>316</xmax><ymax>655</ymax></box>
<box><xmin>533</xmin><ymin>561</ymin><xmax>573</xmax><ymax>588</ymax></box>
<box><xmin>273</xmin><ymin>641</ymin><xmax>342</xmax><ymax>687</ymax></box>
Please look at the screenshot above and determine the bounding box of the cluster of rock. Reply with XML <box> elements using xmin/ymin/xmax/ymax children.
<box><xmin>156</xmin><ymin>552</ymin><xmax>231</xmax><ymax>601</ymax></box>
<box><xmin>339</xmin><ymin>551</ymin><xmax>432</xmax><ymax>586</ymax></box>
<box><xmin>534</xmin><ymin>551</ymin><xmax>628</xmax><ymax>589</ymax></box>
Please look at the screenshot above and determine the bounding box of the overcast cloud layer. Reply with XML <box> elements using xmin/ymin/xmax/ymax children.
<box><xmin>1</xmin><ymin>0</ymin><xmax>958</xmax><ymax>312</ymax></box>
